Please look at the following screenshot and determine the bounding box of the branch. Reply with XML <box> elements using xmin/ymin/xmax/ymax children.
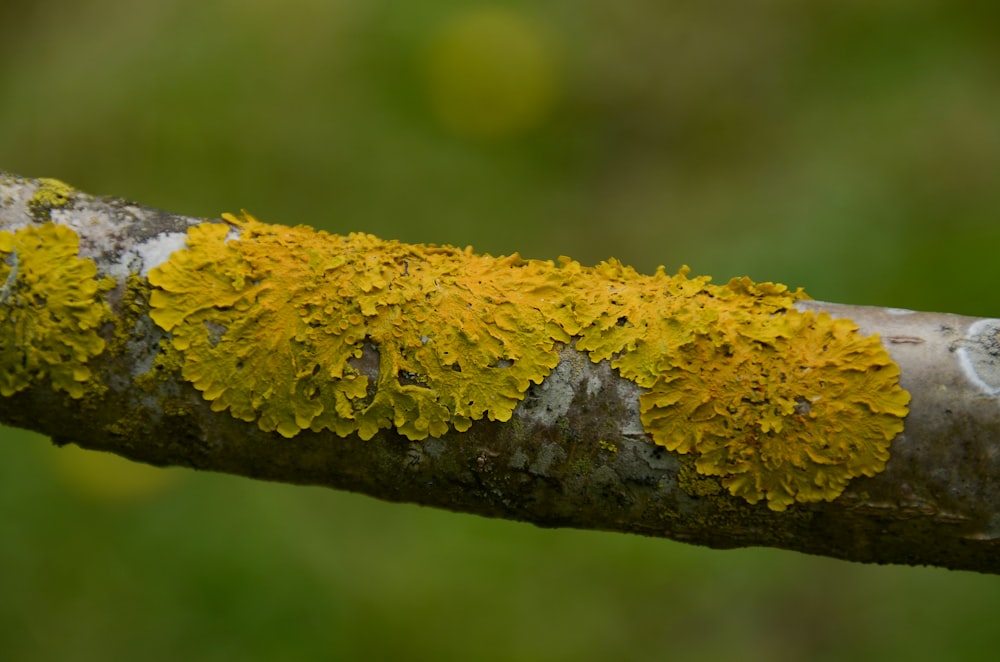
<box><xmin>2</xmin><ymin>171</ymin><xmax>999</xmax><ymax>573</ymax></box>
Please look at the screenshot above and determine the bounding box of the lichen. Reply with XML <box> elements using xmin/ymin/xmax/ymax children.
<box><xmin>148</xmin><ymin>213</ymin><xmax>570</xmax><ymax>440</ymax></box>
<box><xmin>0</xmin><ymin>223</ymin><xmax>113</xmax><ymax>398</ymax></box>
<box><xmin>558</xmin><ymin>262</ymin><xmax>909</xmax><ymax>510</ymax></box>
<box><xmin>27</xmin><ymin>178</ymin><xmax>76</xmax><ymax>222</ymax></box>
<box><xmin>676</xmin><ymin>456</ymin><xmax>723</xmax><ymax>497</ymax></box>
<box><xmin>109</xmin><ymin>271</ymin><xmax>151</xmax><ymax>356</ymax></box>
<box><xmin>598</xmin><ymin>440</ymin><xmax>618</xmax><ymax>453</ymax></box>
<box><xmin>640</xmin><ymin>304</ymin><xmax>910</xmax><ymax>511</ymax></box>
<box><xmin>148</xmin><ymin>212</ymin><xmax>910</xmax><ymax>509</ymax></box>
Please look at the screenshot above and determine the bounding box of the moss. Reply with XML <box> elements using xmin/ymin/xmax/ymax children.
<box><xmin>27</xmin><ymin>178</ymin><xmax>76</xmax><ymax>222</ymax></box>
<box><xmin>0</xmin><ymin>223</ymin><xmax>113</xmax><ymax>398</ymax></box>
<box><xmin>147</xmin><ymin>212</ymin><xmax>909</xmax><ymax>510</ymax></box>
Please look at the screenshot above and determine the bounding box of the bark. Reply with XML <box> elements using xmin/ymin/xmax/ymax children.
<box><xmin>2</xmin><ymin>170</ymin><xmax>999</xmax><ymax>574</ymax></box>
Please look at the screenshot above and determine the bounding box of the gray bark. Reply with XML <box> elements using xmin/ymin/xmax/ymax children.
<box><xmin>2</xmin><ymin>170</ymin><xmax>999</xmax><ymax>574</ymax></box>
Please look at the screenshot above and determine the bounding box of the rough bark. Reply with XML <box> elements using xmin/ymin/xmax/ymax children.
<box><xmin>2</xmin><ymin>171</ymin><xmax>999</xmax><ymax>574</ymax></box>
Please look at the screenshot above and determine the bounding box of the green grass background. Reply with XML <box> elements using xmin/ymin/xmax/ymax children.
<box><xmin>2</xmin><ymin>1</ymin><xmax>1000</xmax><ymax>659</ymax></box>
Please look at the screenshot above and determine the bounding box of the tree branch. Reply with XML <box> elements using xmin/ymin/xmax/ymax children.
<box><xmin>2</xmin><ymin>171</ymin><xmax>999</xmax><ymax>573</ymax></box>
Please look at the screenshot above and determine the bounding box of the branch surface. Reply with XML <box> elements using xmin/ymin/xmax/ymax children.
<box><xmin>2</xmin><ymin>171</ymin><xmax>999</xmax><ymax>573</ymax></box>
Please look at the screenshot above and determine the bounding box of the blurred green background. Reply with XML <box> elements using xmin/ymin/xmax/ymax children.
<box><xmin>2</xmin><ymin>0</ymin><xmax>1000</xmax><ymax>659</ymax></box>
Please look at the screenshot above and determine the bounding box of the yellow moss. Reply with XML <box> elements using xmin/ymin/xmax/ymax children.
<box><xmin>27</xmin><ymin>178</ymin><xmax>76</xmax><ymax>222</ymax></box>
<box><xmin>148</xmin><ymin>212</ymin><xmax>909</xmax><ymax>510</ymax></box>
<box><xmin>0</xmin><ymin>223</ymin><xmax>113</xmax><ymax>398</ymax></box>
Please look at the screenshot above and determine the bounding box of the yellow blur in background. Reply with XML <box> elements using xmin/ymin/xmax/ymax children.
<box><xmin>423</xmin><ymin>8</ymin><xmax>559</xmax><ymax>139</ymax></box>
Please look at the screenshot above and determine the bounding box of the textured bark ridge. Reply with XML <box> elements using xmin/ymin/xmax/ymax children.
<box><xmin>2</xmin><ymin>171</ymin><xmax>999</xmax><ymax>573</ymax></box>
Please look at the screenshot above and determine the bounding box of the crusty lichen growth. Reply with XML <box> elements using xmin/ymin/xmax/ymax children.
<box><xmin>26</xmin><ymin>178</ymin><xmax>76</xmax><ymax>222</ymax></box>
<box><xmin>148</xmin><ymin>212</ymin><xmax>910</xmax><ymax>510</ymax></box>
<box><xmin>641</xmin><ymin>303</ymin><xmax>910</xmax><ymax>511</ymax></box>
<box><xmin>148</xmin><ymin>213</ymin><xmax>571</xmax><ymax>439</ymax></box>
<box><xmin>0</xmin><ymin>223</ymin><xmax>113</xmax><ymax>397</ymax></box>
<box><xmin>555</xmin><ymin>261</ymin><xmax>909</xmax><ymax>511</ymax></box>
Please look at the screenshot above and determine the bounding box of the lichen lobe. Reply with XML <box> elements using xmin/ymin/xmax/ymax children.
<box><xmin>27</xmin><ymin>178</ymin><xmax>76</xmax><ymax>222</ymax></box>
<box><xmin>0</xmin><ymin>223</ymin><xmax>113</xmax><ymax>397</ymax></box>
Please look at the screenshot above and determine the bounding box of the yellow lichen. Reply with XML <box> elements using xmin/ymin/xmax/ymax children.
<box><xmin>148</xmin><ymin>212</ymin><xmax>909</xmax><ymax>509</ymax></box>
<box><xmin>27</xmin><ymin>178</ymin><xmax>76</xmax><ymax>221</ymax></box>
<box><xmin>148</xmin><ymin>213</ymin><xmax>571</xmax><ymax>440</ymax></box>
<box><xmin>561</xmin><ymin>262</ymin><xmax>909</xmax><ymax>510</ymax></box>
<box><xmin>676</xmin><ymin>457</ymin><xmax>723</xmax><ymax>497</ymax></box>
<box><xmin>0</xmin><ymin>223</ymin><xmax>113</xmax><ymax>398</ymax></box>
<box><xmin>641</xmin><ymin>304</ymin><xmax>910</xmax><ymax>511</ymax></box>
